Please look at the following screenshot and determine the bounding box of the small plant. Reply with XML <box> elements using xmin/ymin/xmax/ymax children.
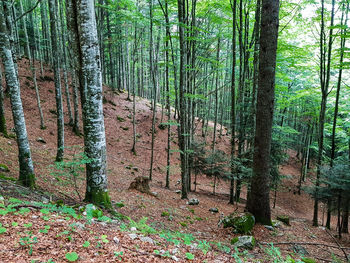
<box><xmin>65</xmin><ymin>252</ymin><xmax>79</xmax><ymax>262</ymax></box>
<box><xmin>50</xmin><ymin>147</ymin><xmax>93</xmax><ymax>201</ymax></box>
<box><xmin>114</xmin><ymin>251</ymin><xmax>123</xmax><ymax>261</ymax></box>
<box><xmin>186</xmin><ymin>252</ymin><xmax>195</xmax><ymax>260</ymax></box>
<box><xmin>19</xmin><ymin>232</ymin><xmax>38</xmax><ymax>255</ymax></box>
<box><xmin>83</xmin><ymin>241</ymin><xmax>90</xmax><ymax>248</ymax></box>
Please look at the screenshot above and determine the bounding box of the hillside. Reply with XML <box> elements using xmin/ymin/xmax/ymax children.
<box><xmin>0</xmin><ymin>58</ymin><xmax>349</xmax><ymax>262</ymax></box>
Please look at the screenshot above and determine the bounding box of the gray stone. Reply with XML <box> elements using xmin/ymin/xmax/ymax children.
<box><xmin>264</xmin><ymin>225</ymin><xmax>274</xmax><ymax>231</ymax></box>
<box><xmin>209</xmin><ymin>207</ymin><xmax>219</xmax><ymax>213</ymax></box>
<box><xmin>36</xmin><ymin>137</ymin><xmax>46</xmax><ymax>144</ymax></box>
<box><xmin>231</xmin><ymin>235</ymin><xmax>256</xmax><ymax>250</ymax></box>
<box><xmin>130</xmin><ymin>227</ymin><xmax>137</xmax><ymax>232</ymax></box>
<box><xmin>175</xmin><ymin>190</ymin><xmax>181</xmax><ymax>194</ymax></box>
<box><xmin>222</xmin><ymin>212</ymin><xmax>255</xmax><ymax>234</ymax></box>
<box><xmin>113</xmin><ymin>236</ymin><xmax>120</xmax><ymax>245</ymax></box>
<box><xmin>292</xmin><ymin>244</ymin><xmax>308</xmax><ymax>255</ymax></box>
<box><xmin>171</xmin><ymin>256</ymin><xmax>179</xmax><ymax>262</ymax></box>
<box><xmin>187</xmin><ymin>198</ymin><xmax>199</xmax><ymax>205</ymax></box>
<box><xmin>139</xmin><ymin>236</ymin><xmax>154</xmax><ymax>244</ymax></box>
<box><xmin>128</xmin><ymin>233</ymin><xmax>138</xmax><ymax>240</ymax></box>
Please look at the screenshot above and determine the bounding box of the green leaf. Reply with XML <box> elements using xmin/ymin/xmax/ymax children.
<box><xmin>65</xmin><ymin>252</ymin><xmax>79</xmax><ymax>262</ymax></box>
<box><xmin>83</xmin><ymin>241</ymin><xmax>90</xmax><ymax>248</ymax></box>
<box><xmin>0</xmin><ymin>227</ymin><xmax>6</xmax><ymax>234</ymax></box>
<box><xmin>186</xmin><ymin>252</ymin><xmax>195</xmax><ymax>260</ymax></box>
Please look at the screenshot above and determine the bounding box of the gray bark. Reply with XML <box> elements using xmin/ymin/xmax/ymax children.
<box><xmin>0</xmin><ymin>4</ymin><xmax>35</xmax><ymax>188</ymax></box>
<box><xmin>48</xmin><ymin>0</ymin><xmax>65</xmax><ymax>162</ymax></box>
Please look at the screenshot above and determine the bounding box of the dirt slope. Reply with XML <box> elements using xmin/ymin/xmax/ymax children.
<box><xmin>0</xmin><ymin>58</ymin><xmax>349</xmax><ymax>262</ymax></box>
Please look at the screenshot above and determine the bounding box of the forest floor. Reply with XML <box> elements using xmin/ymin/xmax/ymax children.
<box><xmin>0</xmin><ymin>58</ymin><xmax>349</xmax><ymax>262</ymax></box>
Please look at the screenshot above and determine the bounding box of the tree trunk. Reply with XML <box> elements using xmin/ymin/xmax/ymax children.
<box><xmin>0</xmin><ymin>4</ymin><xmax>35</xmax><ymax>188</ymax></box>
<box><xmin>0</xmin><ymin>66</ymin><xmax>7</xmax><ymax>137</ymax></box>
<box><xmin>48</xmin><ymin>0</ymin><xmax>65</xmax><ymax>162</ymax></box>
<box><xmin>246</xmin><ymin>0</ymin><xmax>280</xmax><ymax>225</ymax></box>
<box><xmin>66</xmin><ymin>0</ymin><xmax>111</xmax><ymax>208</ymax></box>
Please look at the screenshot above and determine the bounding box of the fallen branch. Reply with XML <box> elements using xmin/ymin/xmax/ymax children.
<box><xmin>259</xmin><ymin>241</ymin><xmax>350</xmax><ymax>250</ymax></box>
<box><xmin>325</xmin><ymin>228</ymin><xmax>349</xmax><ymax>261</ymax></box>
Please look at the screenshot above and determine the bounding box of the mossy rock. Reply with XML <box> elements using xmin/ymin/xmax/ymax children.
<box><xmin>231</xmin><ymin>235</ymin><xmax>256</xmax><ymax>250</ymax></box>
<box><xmin>223</xmin><ymin>212</ymin><xmax>255</xmax><ymax>234</ymax></box>
<box><xmin>0</xmin><ymin>164</ymin><xmax>9</xmax><ymax>172</ymax></box>
<box><xmin>161</xmin><ymin>211</ymin><xmax>170</xmax><ymax>217</ymax></box>
<box><xmin>276</xmin><ymin>215</ymin><xmax>290</xmax><ymax>226</ymax></box>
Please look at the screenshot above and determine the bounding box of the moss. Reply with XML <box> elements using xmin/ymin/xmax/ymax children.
<box><xmin>84</xmin><ymin>189</ymin><xmax>112</xmax><ymax>210</ymax></box>
<box><xmin>18</xmin><ymin>173</ymin><xmax>35</xmax><ymax>189</ymax></box>
<box><xmin>161</xmin><ymin>211</ymin><xmax>170</xmax><ymax>217</ymax></box>
<box><xmin>0</xmin><ymin>174</ymin><xmax>16</xmax><ymax>181</ymax></box>
<box><xmin>276</xmin><ymin>215</ymin><xmax>289</xmax><ymax>226</ymax></box>
<box><xmin>116</xmin><ymin>116</ymin><xmax>125</xmax><ymax>122</ymax></box>
<box><xmin>230</xmin><ymin>237</ymin><xmax>239</xmax><ymax>245</ymax></box>
<box><xmin>0</xmin><ymin>164</ymin><xmax>9</xmax><ymax>172</ymax></box>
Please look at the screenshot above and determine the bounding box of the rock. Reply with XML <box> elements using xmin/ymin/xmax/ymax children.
<box><xmin>222</xmin><ymin>212</ymin><xmax>255</xmax><ymax>234</ymax></box>
<box><xmin>152</xmin><ymin>192</ymin><xmax>158</xmax><ymax>197</ymax></box>
<box><xmin>187</xmin><ymin>198</ymin><xmax>199</xmax><ymax>205</ymax></box>
<box><xmin>41</xmin><ymin>197</ymin><xmax>49</xmax><ymax>204</ymax></box>
<box><xmin>36</xmin><ymin>137</ymin><xmax>46</xmax><ymax>144</ymax></box>
<box><xmin>113</xmin><ymin>236</ymin><xmax>120</xmax><ymax>245</ymax></box>
<box><xmin>175</xmin><ymin>190</ymin><xmax>181</xmax><ymax>194</ymax></box>
<box><xmin>264</xmin><ymin>225</ymin><xmax>274</xmax><ymax>231</ymax></box>
<box><xmin>132</xmin><ymin>167</ymin><xmax>139</xmax><ymax>172</ymax></box>
<box><xmin>128</xmin><ymin>233</ymin><xmax>138</xmax><ymax>240</ymax></box>
<box><xmin>130</xmin><ymin>227</ymin><xmax>137</xmax><ymax>232</ymax></box>
<box><xmin>276</xmin><ymin>215</ymin><xmax>290</xmax><ymax>226</ymax></box>
<box><xmin>292</xmin><ymin>244</ymin><xmax>308</xmax><ymax>255</ymax></box>
<box><xmin>31</xmin><ymin>215</ymin><xmax>38</xmax><ymax>219</ymax></box>
<box><xmin>74</xmin><ymin>222</ymin><xmax>85</xmax><ymax>229</ymax></box>
<box><xmin>139</xmin><ymin>236</ymin><xmax>154</xmax><ymax>244</ymax></box>
<box><xmin>171</xmin><ymin>256</ymin><xmax>179</xmax><ymax>262</ymax></box>
<box><xmin>231</xmin><ymin>235</ymin><xmax>256</xmax><ymax>250</ymax></box>
<box><xmin>172</xmin><ymin>248</ymin><xmax>179</xmax><ymax>254</ymax></box>
<box><xmin>209</xmin><ymin>207</ymin><xmax>219</xmax><ymax>213</ymax></box>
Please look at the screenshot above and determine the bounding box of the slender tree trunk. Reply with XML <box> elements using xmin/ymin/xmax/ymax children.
<box><xmin>229</xmin><ymin>0</ymin><xmax>237</xmax><ymax>204</ymax></box>
<box><xmin>48</xmin><ymin>0</ymin><xmax>64</xmax><ymax>162</ymax></box>
<box><xmin>313</xmin><ymin>0</ymin><xmax>335</xmax><ymax>227</ymax></box>
<box><xmin>0</xmin><ymin>66</ymin><xmax>7</xmax><ymax>137</ymax></box>
<box><xmin>0</xmin><ymin>4</ymin><xmax>35</xmax><ymax>188</ymax></box>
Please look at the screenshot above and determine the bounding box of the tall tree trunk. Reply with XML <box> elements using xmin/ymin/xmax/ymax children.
<box><xmin>48</xmin><ymin>0</ymin><xmax>64</xmax><ymax>162</ymax></box>
<box><xmin>66</xmin><ymin>0</ymin><xmax>111</xmax><ymax>208</ymax></box>
<box><xmin>313</xmin><ymin>0</ymin><xmax>335</xmax><ymax>227</ymax></box>
<box><xmin>246</xmin><ymin>0</ymin><xmax>280</xmax><ymax>225</ymax></box>
<box><xmin>0</xmin><ymin>4</ymin><xmax>35</xmax><ymax>188</ymax></box>
<box><xmin>0</xmin><ymin>66</ymin><xmax>7</xmax><ymax>137</ymax></box>
<box><xmin>229</xmin><ymin>0</ymin><xmax>237</xmax><ymax>204</ymax></box>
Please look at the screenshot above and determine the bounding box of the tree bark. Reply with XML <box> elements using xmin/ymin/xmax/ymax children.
<box><xmin>0</xmin><ymin>3</ymin><xmax>35</xmax><ymax>188</ymax></box>
<box><xmin>48</xmin><ymin>0</ymin><xmax>65</xmax><ymax>162</ymax></box>
<box><xmin>246</xmin><ymin>0</ymin><xmax>280</xmax><ymax>225</ymax></box>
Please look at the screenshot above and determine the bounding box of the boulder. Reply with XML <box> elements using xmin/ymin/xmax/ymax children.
<box><xmin>209</xmin><ymin>207</ymin><xmax>219</xmax><ymax>213</ymax></box>
<box><xmin>187</xmin><ymin>198</ymin><xmax>199</xmax><ymax>205</ymax></box>
<box><xmin>222</xmin><ymin>212</ymin><xmax>255</xmax><ymax>234</ymax></box>
<box><xmin>36</xmin><ymin>137</ymin><xmax>46</xmax><ymax>144</ymax></box>
<box><xmin>276</xmin><ymin>215</ymin><xmax>290</xmax><ymax>226</ymax></box>
<box><xmin>231</xmin><ymin>235</ymin><xmax>256</xmax><ymax>250</ymax></box>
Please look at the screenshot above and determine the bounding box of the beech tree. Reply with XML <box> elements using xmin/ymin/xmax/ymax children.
<box><xmin>0</xmin><ymin>2</ymin><xmax>35</xmax><ymax>188</ymax></box>
<box><xmin>66</xmin><ymin>0</ymin><xmax>111</xmax><ymax>208</ymax></box>
<box><xmin>48</xmin><ymin>0</ymin><xmax>65</xmax><ymax>162</ymax></box>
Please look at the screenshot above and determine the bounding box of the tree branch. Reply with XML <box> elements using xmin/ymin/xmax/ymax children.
<box><xmin>16</xmin><ymin>0</ymin><xmax>41</xmax><ymax>22</ymax></box>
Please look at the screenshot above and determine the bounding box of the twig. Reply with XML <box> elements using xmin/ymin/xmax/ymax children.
<box><xmin>259</xmin><ymin>241</ymin><xmax>350</xmax><ymax>250</ymax></box>
<box><xmin>325</xmin><ymin>228</ymin><xmax>349</xmax><ymax>261</ymax></box>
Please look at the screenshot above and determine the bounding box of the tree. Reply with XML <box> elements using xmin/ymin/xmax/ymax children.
<box><xmin>66</xmin><ymin>0</ymin><xmax>111</xmax><ymax>208</ymax></box>
<box><xmin>0</xmin><ymin>66</ymin><xmax>7</xmax><ymax>137</ymax></box>
<box><xmin>48</xmin><ymin>0</ymin><xmax>65</xmax><ymax>162</ymax></box>
<box><xmin>246</xmin><ymin>0</ymin><xmax>280</xmax><ymax>225</ymax></box>
<box><xmin>0</xmin><ymin>2</ymin><xmax>35</xmax><ymax>188</ymax></box>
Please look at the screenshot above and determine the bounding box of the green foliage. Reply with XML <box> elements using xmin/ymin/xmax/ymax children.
<box><xmin>65</xmin><ymin>252</ymin><xmax>79</xmax><ymax>262</ymax></box>
<box><xmin>185</xmin><ymin>252</ymin><xmax>195</xmax><ymax>260</ymax></box>
<box><xmin>50</xmin><ymin>147</ymin><xmax>93</xmax><ymax>201</ymax></box>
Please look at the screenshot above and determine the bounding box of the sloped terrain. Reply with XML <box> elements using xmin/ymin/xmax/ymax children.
<box><xmin>0</xmin><ymin>58</ymin><xmax>349</xmax><ymax>262</ymax></box>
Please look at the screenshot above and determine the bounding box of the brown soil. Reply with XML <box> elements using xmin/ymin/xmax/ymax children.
<box><xmin>0</xmin><ymin>58</ymin><xmax>349</xmax><ymax>262</ymax></box>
